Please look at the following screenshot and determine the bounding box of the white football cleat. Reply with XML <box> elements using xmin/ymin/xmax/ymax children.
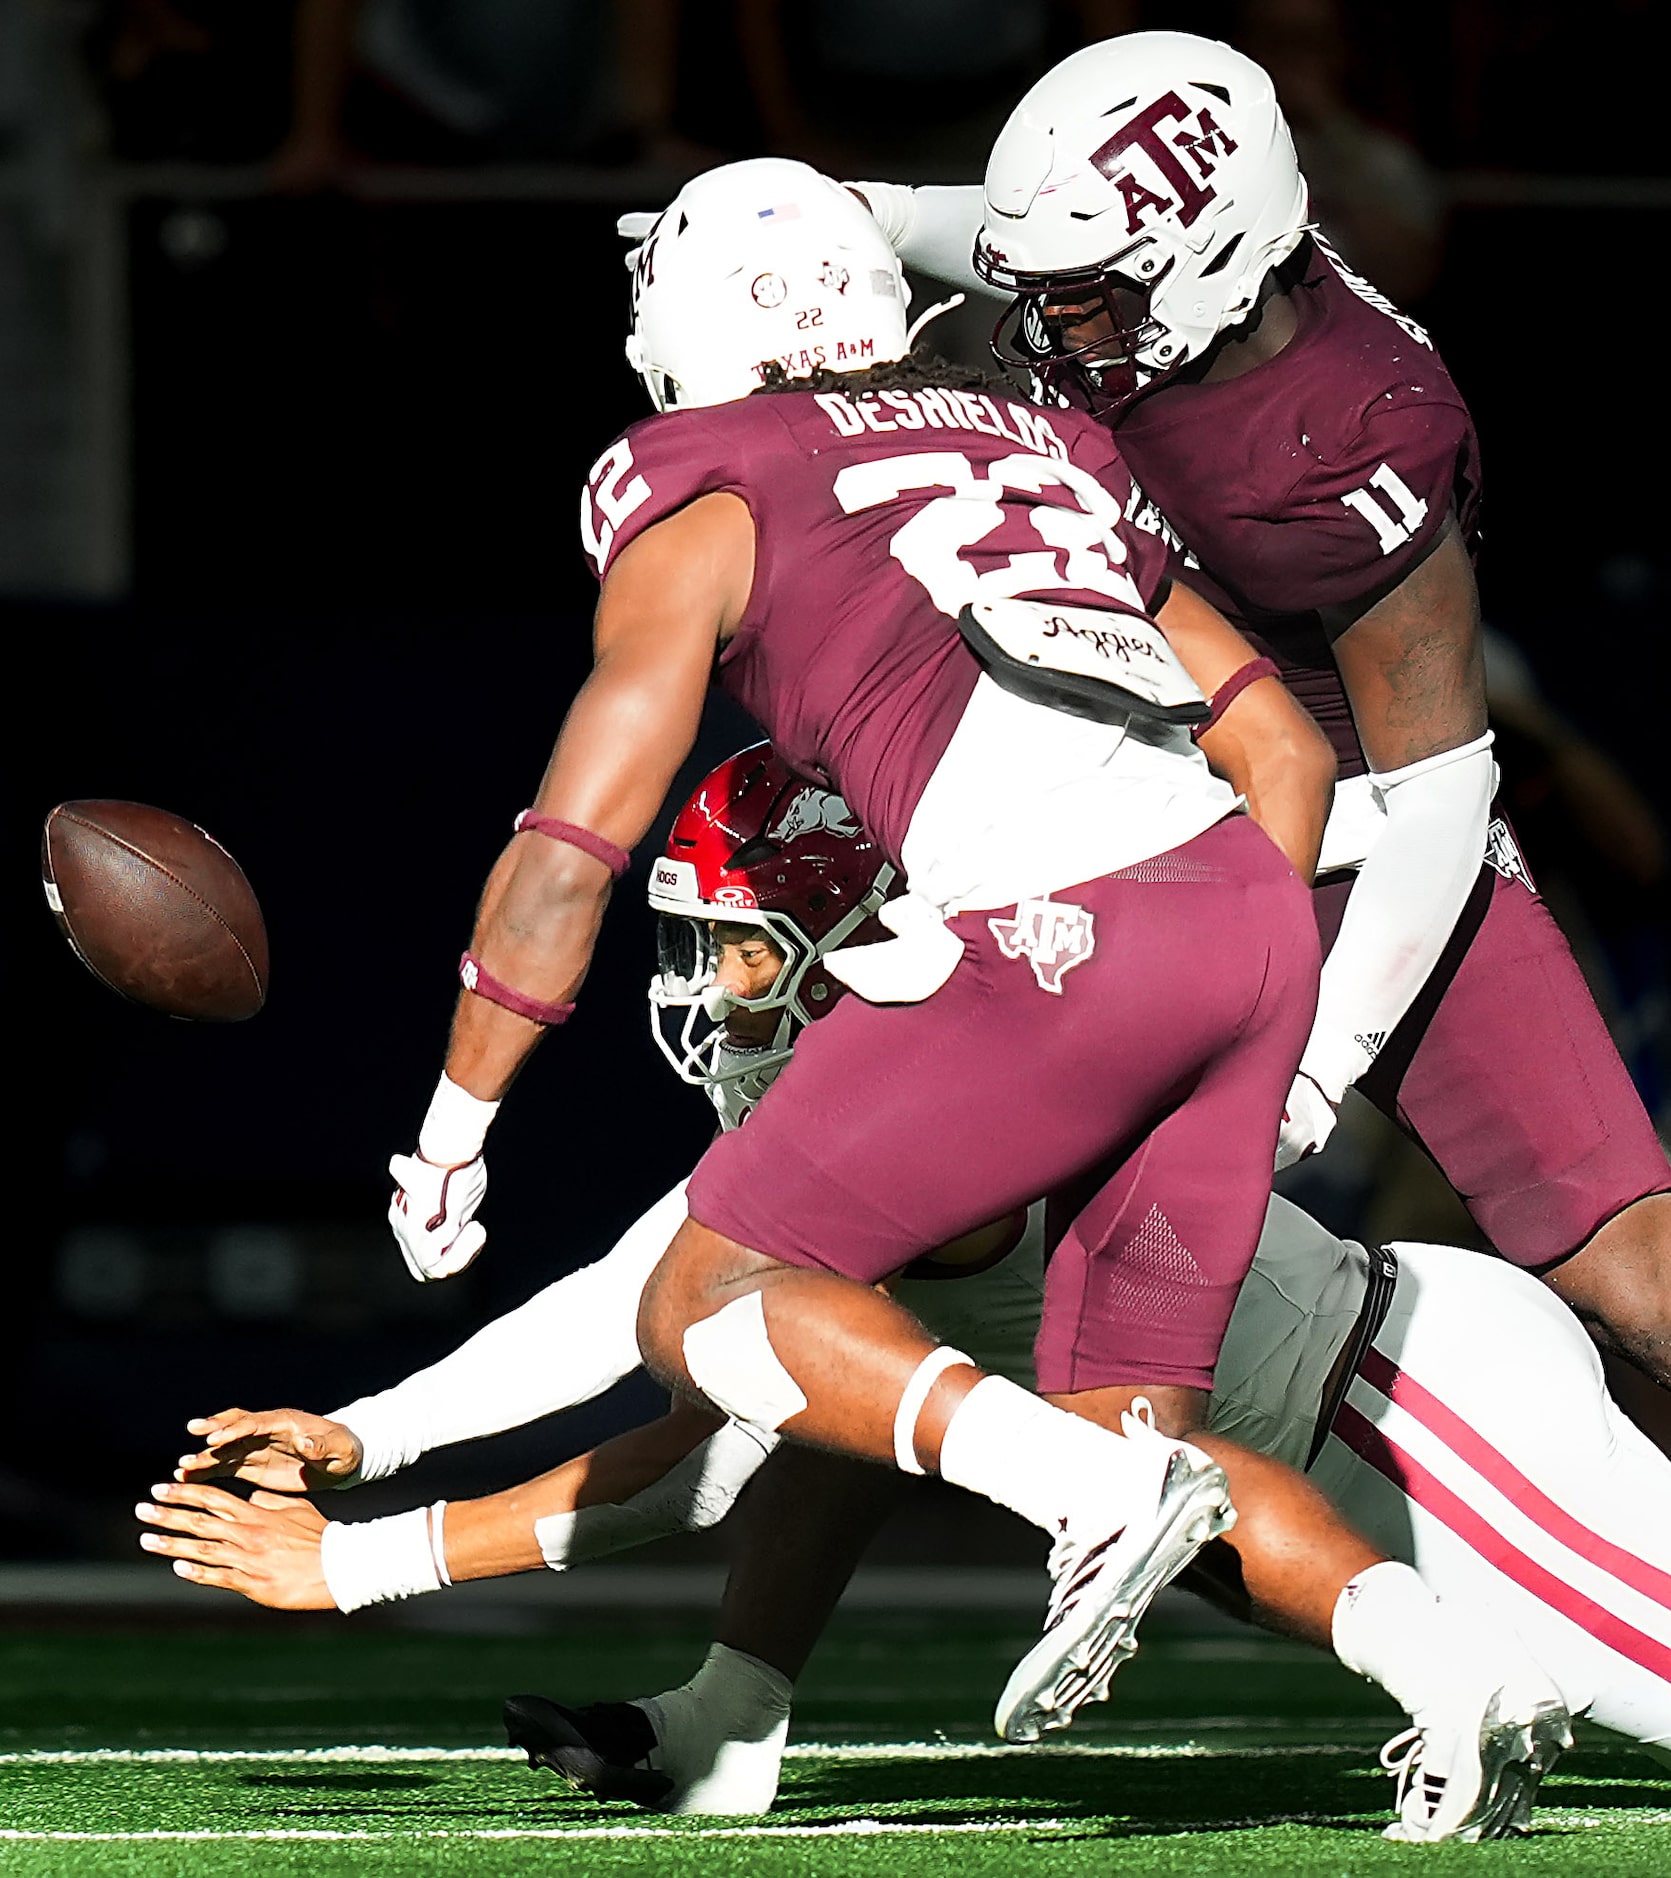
<box><xmin>995</xmin><ymin>1400</ymin><xmax>1235</xmax><ymax>1744</ymax></box>
<box><xmin>1379</xmin><ymin>1672</ymin><xmax>1573</xmax><ymax>1843</ymax></box>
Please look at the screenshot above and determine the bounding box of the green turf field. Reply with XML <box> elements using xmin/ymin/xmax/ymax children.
<box><xmin>0</xmin><ymin>1614</ymin><xmax>1665</xmax><ymax>1875</ymax></box>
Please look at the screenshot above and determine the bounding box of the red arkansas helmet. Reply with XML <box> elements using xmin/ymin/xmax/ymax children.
<box><xmin>647</xmin><ymin>743</ymin><xmax>895</xmax><ymax>1124</ymax></box>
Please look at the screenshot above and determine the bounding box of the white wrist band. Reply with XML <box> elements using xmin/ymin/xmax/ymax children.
<box><xmin>428</xmin><ymin>1501</ymin><xmax>452</xmax><ymax>1587</ymax></box>
<box><xmin>319</xmin><ymin>1505</ymin><xmax>445</xmax><ymax>1613</ymax></box>
<box><xmin>417</xmin><ymin>1074</ymin><xmax>501</xmax><ymax>1167</ymax></box>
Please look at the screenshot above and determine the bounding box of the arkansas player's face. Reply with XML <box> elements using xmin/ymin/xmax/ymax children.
<box><xmin>712</xmin><ymin>922</ymin><xmax>787</xmax><ymax>1045</ymax></box>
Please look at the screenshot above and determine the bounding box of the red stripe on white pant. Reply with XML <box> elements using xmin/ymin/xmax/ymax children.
<box><xmin>1333</xmin><ymin>1400</ymin><xmax>1671</xmax><ymax>1684</ymax></box>
<box><xmin>1358</xmin><ymin>1346</ymin><xmax>1671</xmax><ymax>1612</ymax></box>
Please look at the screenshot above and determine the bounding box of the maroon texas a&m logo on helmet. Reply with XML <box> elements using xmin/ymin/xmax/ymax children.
<box><xmin>1090</xmin><ymin>93</ymin><xmax>1240</xmax><ymax>236</ymax></box>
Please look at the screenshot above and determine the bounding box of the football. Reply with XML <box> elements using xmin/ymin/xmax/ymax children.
<box><xmin>41</xmin><ymin>800</ymin><xmax>269</xmax><ymax>1021</ymax></box>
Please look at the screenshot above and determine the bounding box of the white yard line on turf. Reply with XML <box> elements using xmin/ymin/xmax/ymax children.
<box><xmin>3</xmin><ymin>1813</ymin><xmax>1670</xmax><ymax>1844</ymax></box>
<box><xmin>0</xmin><ymin>1739</ymin><xmax>1375</xmax><ymax>1767</ymax></box>
<box><xmin>0</xmin><ymin>1823</ymin><xmax>1066</xmax><ymax>1843</ymax></box>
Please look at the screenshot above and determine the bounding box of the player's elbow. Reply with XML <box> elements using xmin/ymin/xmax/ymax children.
<box><xmin>1262</xmin><ymin>692</ymin><xmax>1336</xmax><ymax>797</ymax></box>
<box><xmin>1287</xmin><ymin>709</ymin><xmax>1338</xmax><ymax>799</ymax></box>
<box><xmin>1209</xmin><ymin>697</ymin><xmax>1336</xmax><ymax>881</ymax></box>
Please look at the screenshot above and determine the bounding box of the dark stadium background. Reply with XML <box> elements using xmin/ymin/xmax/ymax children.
<box><xmin>4</xmin><ymin>0</ymin><xmax>1667</xmax><ymax>1563</ymax></box>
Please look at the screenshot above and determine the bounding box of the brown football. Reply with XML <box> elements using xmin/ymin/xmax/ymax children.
<box><xmin>41</xmin><ymin>801</ymin><xmax>269</xmax><ymax>1021</ymax></box>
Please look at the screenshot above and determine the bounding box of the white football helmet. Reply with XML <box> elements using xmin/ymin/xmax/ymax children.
<box><xmin>976</xmin><ymin>32</ymin><xmax>1308</xmax><ymax>408</ymax></box>
<box><xmin>624</xmin><ymin>158</ymin><xmax>911</xmax><ymax>412</ymax></box>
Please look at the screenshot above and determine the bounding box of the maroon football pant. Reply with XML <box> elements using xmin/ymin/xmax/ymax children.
<box><xmin>686</xmin><ymin>813</ymin><xmax>1319</xmax><ymax>1394</ymax></box>
<box><xmin>1316</xmin><ymin>835</ymin><xmax>1671</xmax><ymax>1269</ymax></box>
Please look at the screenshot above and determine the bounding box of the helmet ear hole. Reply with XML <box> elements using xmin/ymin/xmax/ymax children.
<box><xmin>726</xmin><ymin>835</ymin><xmax>780</xmax><ymax>870</ymax></box>
<box><xmin>1199</xmin><ymin>233</ymin><xmax>1244</xmax><ymax>278</ymax></box>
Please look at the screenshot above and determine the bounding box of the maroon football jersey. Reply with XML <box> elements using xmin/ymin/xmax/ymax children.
<box><xmin>1112</xmin><ymin>239</ymin><xmax>1482</xmax><ymax>778</ymax></box>
<box><xmin>581</xmin><ymin>384</ymin><xmax>1173</xmax><ymax>862</ymax></box>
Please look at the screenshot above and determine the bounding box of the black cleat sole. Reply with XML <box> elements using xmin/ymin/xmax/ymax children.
<box><xmin>503</xmin><ymin>1694</ymin><xmax>675</xmax><ymax>1808</ymax></box>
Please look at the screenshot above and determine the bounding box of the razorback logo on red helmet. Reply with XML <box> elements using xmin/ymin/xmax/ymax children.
<box><xmin>766</xmin><ymin>786</ymin><xmax>861</xmax><ymax>844</ymax></box>
<box><xmin>1090</xmin><ymin>93</ymin><xmax>1239</xmax><ymax>236</ymax></box>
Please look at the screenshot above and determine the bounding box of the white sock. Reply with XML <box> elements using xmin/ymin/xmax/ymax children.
<box><xmin>635</xmin><ymin>1642</ymin><xmax>793</xmax><ymax>1816</ymax></box>
<box><xmin>936</xmin><ymin>1374</ymin><xmax>1145</xmax><ymax>1545</ymax></box>
<box><xmin>1332</xmin><ymin>1561</ymin><xmax>1493</xmax><ymax>1721</ymax></box>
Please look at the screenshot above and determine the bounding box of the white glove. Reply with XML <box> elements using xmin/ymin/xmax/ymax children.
<box><xmin>1275</xmin><ymin>1072</ymin><xmax>1338</xmax><ymax>1172</ymax></box>
<box><xmin>388</xmin><ymin>1151</ymin><xmax>488</xmax><ymax>1281</ymax></box>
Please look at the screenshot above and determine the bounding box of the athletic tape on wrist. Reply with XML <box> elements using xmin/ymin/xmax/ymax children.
<box><xmin>417</xmin><ymin>1073</ymin><xmax>500</xmax><ymax>1167</ymax></box>
<box><xmin>318</xmin><ymin>1506</ymin><xmax>443</xmax><ymax>1614</ymax></box>
<box><xmin>458</xmin><ymin>953</ymin><xmax>575</xmax><ymax>1027</ymax></box>
<box><xmin>513</xmin><ymin>811</ymin><xmax>631</xmax><ymax>879</ymax></box>
<box><xmin>893</xmin><ymin>1345</ymin><xmax>976</xmax><ymax>1475</ymax></box>
<box><xmin>1194</xmin><ymin>657</ymin><xmax>1280</xmax><ymax>739</ymax></box>
<box><xmin>427</xmin><ymin>1501</ymin><xmax>451</xmax><ymax>1588</ymax></box>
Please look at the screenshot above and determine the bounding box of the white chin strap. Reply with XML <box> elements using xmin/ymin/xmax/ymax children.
<box><xmin>905</xmin><ymin>292</ymin><xmax>966</xmax><ymax>348</ymax></box>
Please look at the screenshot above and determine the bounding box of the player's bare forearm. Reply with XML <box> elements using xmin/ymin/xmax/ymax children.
<box><xmin>444</xmin><ymin>495</ymin><xmax>753</xmax><ymax>1101</ymax></box>
<box><xmin>1159</xmin><ymin>580</ymin><xmax>1336</xmax><ymax>879</ymax></box>
<box><xmin>1329</xmin><ymin>517</ymin><xmax>1487</xmax><ymax>772</ymax></box>
<box><xmin>144</xmin><ymin>1404</ymin><xmax>726</xmax><ymax>1605</ymax></box>
<box><xmin>442</xmin><ymin>1402</ymin><xmax>724</xmax><ymax>1581</ymax></box>
<box><xmin>1156</xmin><ymin>578</ymin><xmax>1270</xmax><ymax>697</ymax></box>
<box><xmin>1201</xmin><ymin>688</ymin><xmax>1336</xmax><ymax>881</ymax></box>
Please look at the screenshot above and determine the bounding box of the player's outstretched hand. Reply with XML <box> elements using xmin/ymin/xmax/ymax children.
<box><xmin>174</xmin><ymin>1407</ymin><xmax>362</xmax><ymax>1491</ymax></box>
<box><xmin>388</xmin><ymin>1150</ymin><xmax>488</xmax><ymax>1281</ymax></box>
<box><xmin>1275</xmin><ymin>1071</ymin><xmax>1339</xmax><ymax>1172</ymax></box>
<box><xmin>138</xmin><ymin>1481</ymin><xmax>332</xmax><ymax>1609</ymax></box>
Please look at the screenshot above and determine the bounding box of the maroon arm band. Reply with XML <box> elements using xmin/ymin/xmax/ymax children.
<box><xmin>1194</xmin><ymin>657</ymin><xmax>1281</xmax><ymax>739</ymax></box>
<box><xmin>459</xmin><ymin>953</ymin><xmax>575</xmax><ymax>1027</ymax></box>
<box><xmin>513</xmin><ymin>810</ymin><xmax>631</xmax><ymax>879</ymax></box>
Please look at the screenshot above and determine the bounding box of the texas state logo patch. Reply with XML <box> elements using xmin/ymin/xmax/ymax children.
<box><xmin>988</xmin><ymin>898</ymin><xmax>1096</xmax><ymax>995</ymax></box>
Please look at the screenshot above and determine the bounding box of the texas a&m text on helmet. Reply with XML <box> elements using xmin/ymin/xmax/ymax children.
<box><xmin>624</xmin><ymin>158</ymin><xmax>912</xmax><ymax>413</ymax></box>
